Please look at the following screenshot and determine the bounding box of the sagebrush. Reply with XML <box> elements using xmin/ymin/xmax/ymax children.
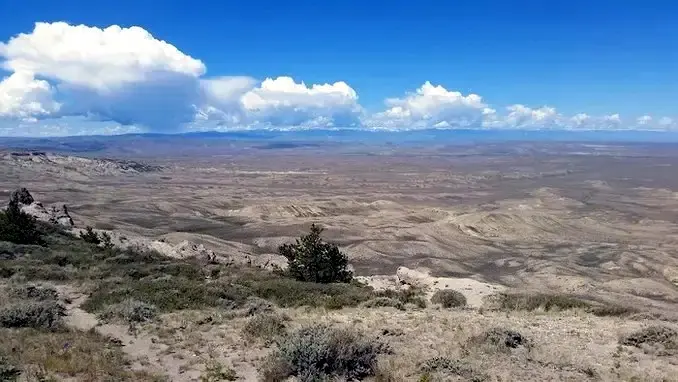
<box><xmin>260</xmin><ymin>324</ymin><xmax>387</xmax><ymax>382</ymax></box>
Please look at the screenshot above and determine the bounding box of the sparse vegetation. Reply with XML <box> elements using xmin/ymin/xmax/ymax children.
<box><xmin>260</xmin><ymin>324</ymin><xmax>388</xmax><ymax>382</ymax></box>
<box><xmin>279</xmin><ymin>224</ymin><xmax>353</xmax><ymax>283</ymax></box>
<box><xmin>431</xmin><ymin>289</ymin><xmax>467</xmax><ymax>308</ymax></box>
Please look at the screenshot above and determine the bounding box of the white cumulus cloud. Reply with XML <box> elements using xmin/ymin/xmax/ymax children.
<box><xmin>0</xmin><ymin>71</ymin><xmax>60</xmax><ymax>119</ymax></box>
<box><xmin>0</xmin><ymin>21</ymin><xmax>676</xmax><ymax>136</ymax></box>
<box><xmin>0</xmin><ymin>22</ymin><xmax>205</xmax><ymax>91</ymax></box>
<box><xmin>366</xmin><ymin>82</ymin><xmax>487</xmax><ymax>129</ymax></box>
<box><xmin>240</xmin><ymin>76</ymin><xmax>361</xmax><ymax>127</ymax></box>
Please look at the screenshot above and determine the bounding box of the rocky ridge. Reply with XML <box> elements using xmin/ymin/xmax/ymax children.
<box><xmin>2</xmin><ymin>151</ymin><xmax>162</xmax><ymax>176</ymax></box>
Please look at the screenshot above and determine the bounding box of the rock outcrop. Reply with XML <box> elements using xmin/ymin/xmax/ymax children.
<box><xmin>8</xmin><ymin>188</ymin><xmax>75</xmax><ymax>227</ymax></box>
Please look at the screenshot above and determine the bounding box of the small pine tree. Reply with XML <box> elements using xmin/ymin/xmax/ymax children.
<box><xmin>0</xmin><ymin>196</ymin><xmax>42</xmax><ymax>245</ymax></box>
<box><xmin>80</xmin><ymin>226</ymin><xmax>101</xmax><ymax>245</ymax></box>
<box><xmin>279</xmin><ymin>224</ymin><xmax>353</xmax><ymax>283</ymax></box>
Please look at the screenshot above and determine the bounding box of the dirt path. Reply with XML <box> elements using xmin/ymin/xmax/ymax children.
<box><xmin>57</xmin><ymin>285</ymin><xmax>203</xmax><ymax>381</ymax></box>
<box><xmin>56</xmin><ymin>285</ymin><xmax>260</xmax><ymax>381</ymax></box>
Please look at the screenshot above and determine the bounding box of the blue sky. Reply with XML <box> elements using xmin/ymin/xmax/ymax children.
<box><xmin>0</xmin><ymin>0</ymin><xmax>676</xmax><ymax>136</ymax></box>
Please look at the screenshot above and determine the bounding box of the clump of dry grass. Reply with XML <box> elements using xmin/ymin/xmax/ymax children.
<box><xmin>242</xmin><ymin>312</ymin><xmax>288</xmax><ymax>344</ymax></box>
<box><xmin>260</xmin><ymin>324</ymin><xmax>388</xmax><ymax>382</ymax></box>
<box><xmin>431</xmin><ymin>289</ymin><xmax>467</xmax><ymax>308</ymax></box>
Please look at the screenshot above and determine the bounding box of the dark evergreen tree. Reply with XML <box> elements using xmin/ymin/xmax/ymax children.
<box><xmin>279</xmin><ymin>224</ymin><xmax>353</xmax><ymax>283</ymax></box>
<box><xmin>0</xmin><ymin>195</ymin><xmax>42</xmax><ymax>245</ymax></box>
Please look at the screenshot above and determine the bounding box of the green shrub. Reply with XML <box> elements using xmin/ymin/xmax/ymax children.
<box><xmin>242</xmin><ymin>313</ymin><xmax>287</xmax><ymax>344</ymax></box>
<box><xmin>99</xmin><ymin>298</ymin><xmax>157</xmax><ymax>324</ymax></box>
<box><xmin>279</xmin><ymin>224</ymin><xmax>352</xmax><ymax>284</ymax></box>
<box><xmin>431</xmin><ymin>289</ymin><xmax>467</xmax><ymax>308</ymax></box>
<box><xmin>0</xmin><ymin>301</ymin><xmax>65</xmax><ymax>329</ymax></box>
<box><xmin>260</xmin><ymin>324</ymin><xmax>387</xmax><ymax>382</ymax></box>
<box><xmin>0</xmin><ymin>196</ymin><xmax>42</xmax><ymax>245</ymax></box>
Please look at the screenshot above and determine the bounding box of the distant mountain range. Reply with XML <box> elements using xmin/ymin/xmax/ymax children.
<box><xmin>2</xmin><ymin>129</ymin><xmax>678</xmax><ymax>157</ymax></box>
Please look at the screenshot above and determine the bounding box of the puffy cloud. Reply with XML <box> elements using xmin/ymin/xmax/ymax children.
<box><xmin>0</xmin><ymin>22</ymin><xmax>205</xmax><ymax>91</ymax></box>
<box><xmin>0</xmin><ymin>21</ymin><xmax>676</xmax><ymax>136</ymax></box>
<box><xmin>658</xmin><ymin>117</ymin><xmax>674</xmax><ymax>128</ymax></box>
<box><xmin>0</xmin><ymin>22</ymin><xmax>205</xmax><ymax>131</ymax></box>
<box><xmin>0</xmin><ymin>71</ymin><xmax>60</xmax><ymax>119</ymax></box>
<box><xmin>240</xmin><ymin>77</ymin><xmax>361</xmax><ymax>127</ymax></box>
<box><xmin>365</xmin><ymin>82</ymin><xmax>487</xmax><ymax>129</ymax></box>
<box><xmin>495</xmin><ymin>104</ymin><xmax>559</xmax><ymax>129</ymax></box>
<box><xmin>636</xmin><ymin>115</ymin><xmax>652</xmax><ymax>125</ymax></box>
